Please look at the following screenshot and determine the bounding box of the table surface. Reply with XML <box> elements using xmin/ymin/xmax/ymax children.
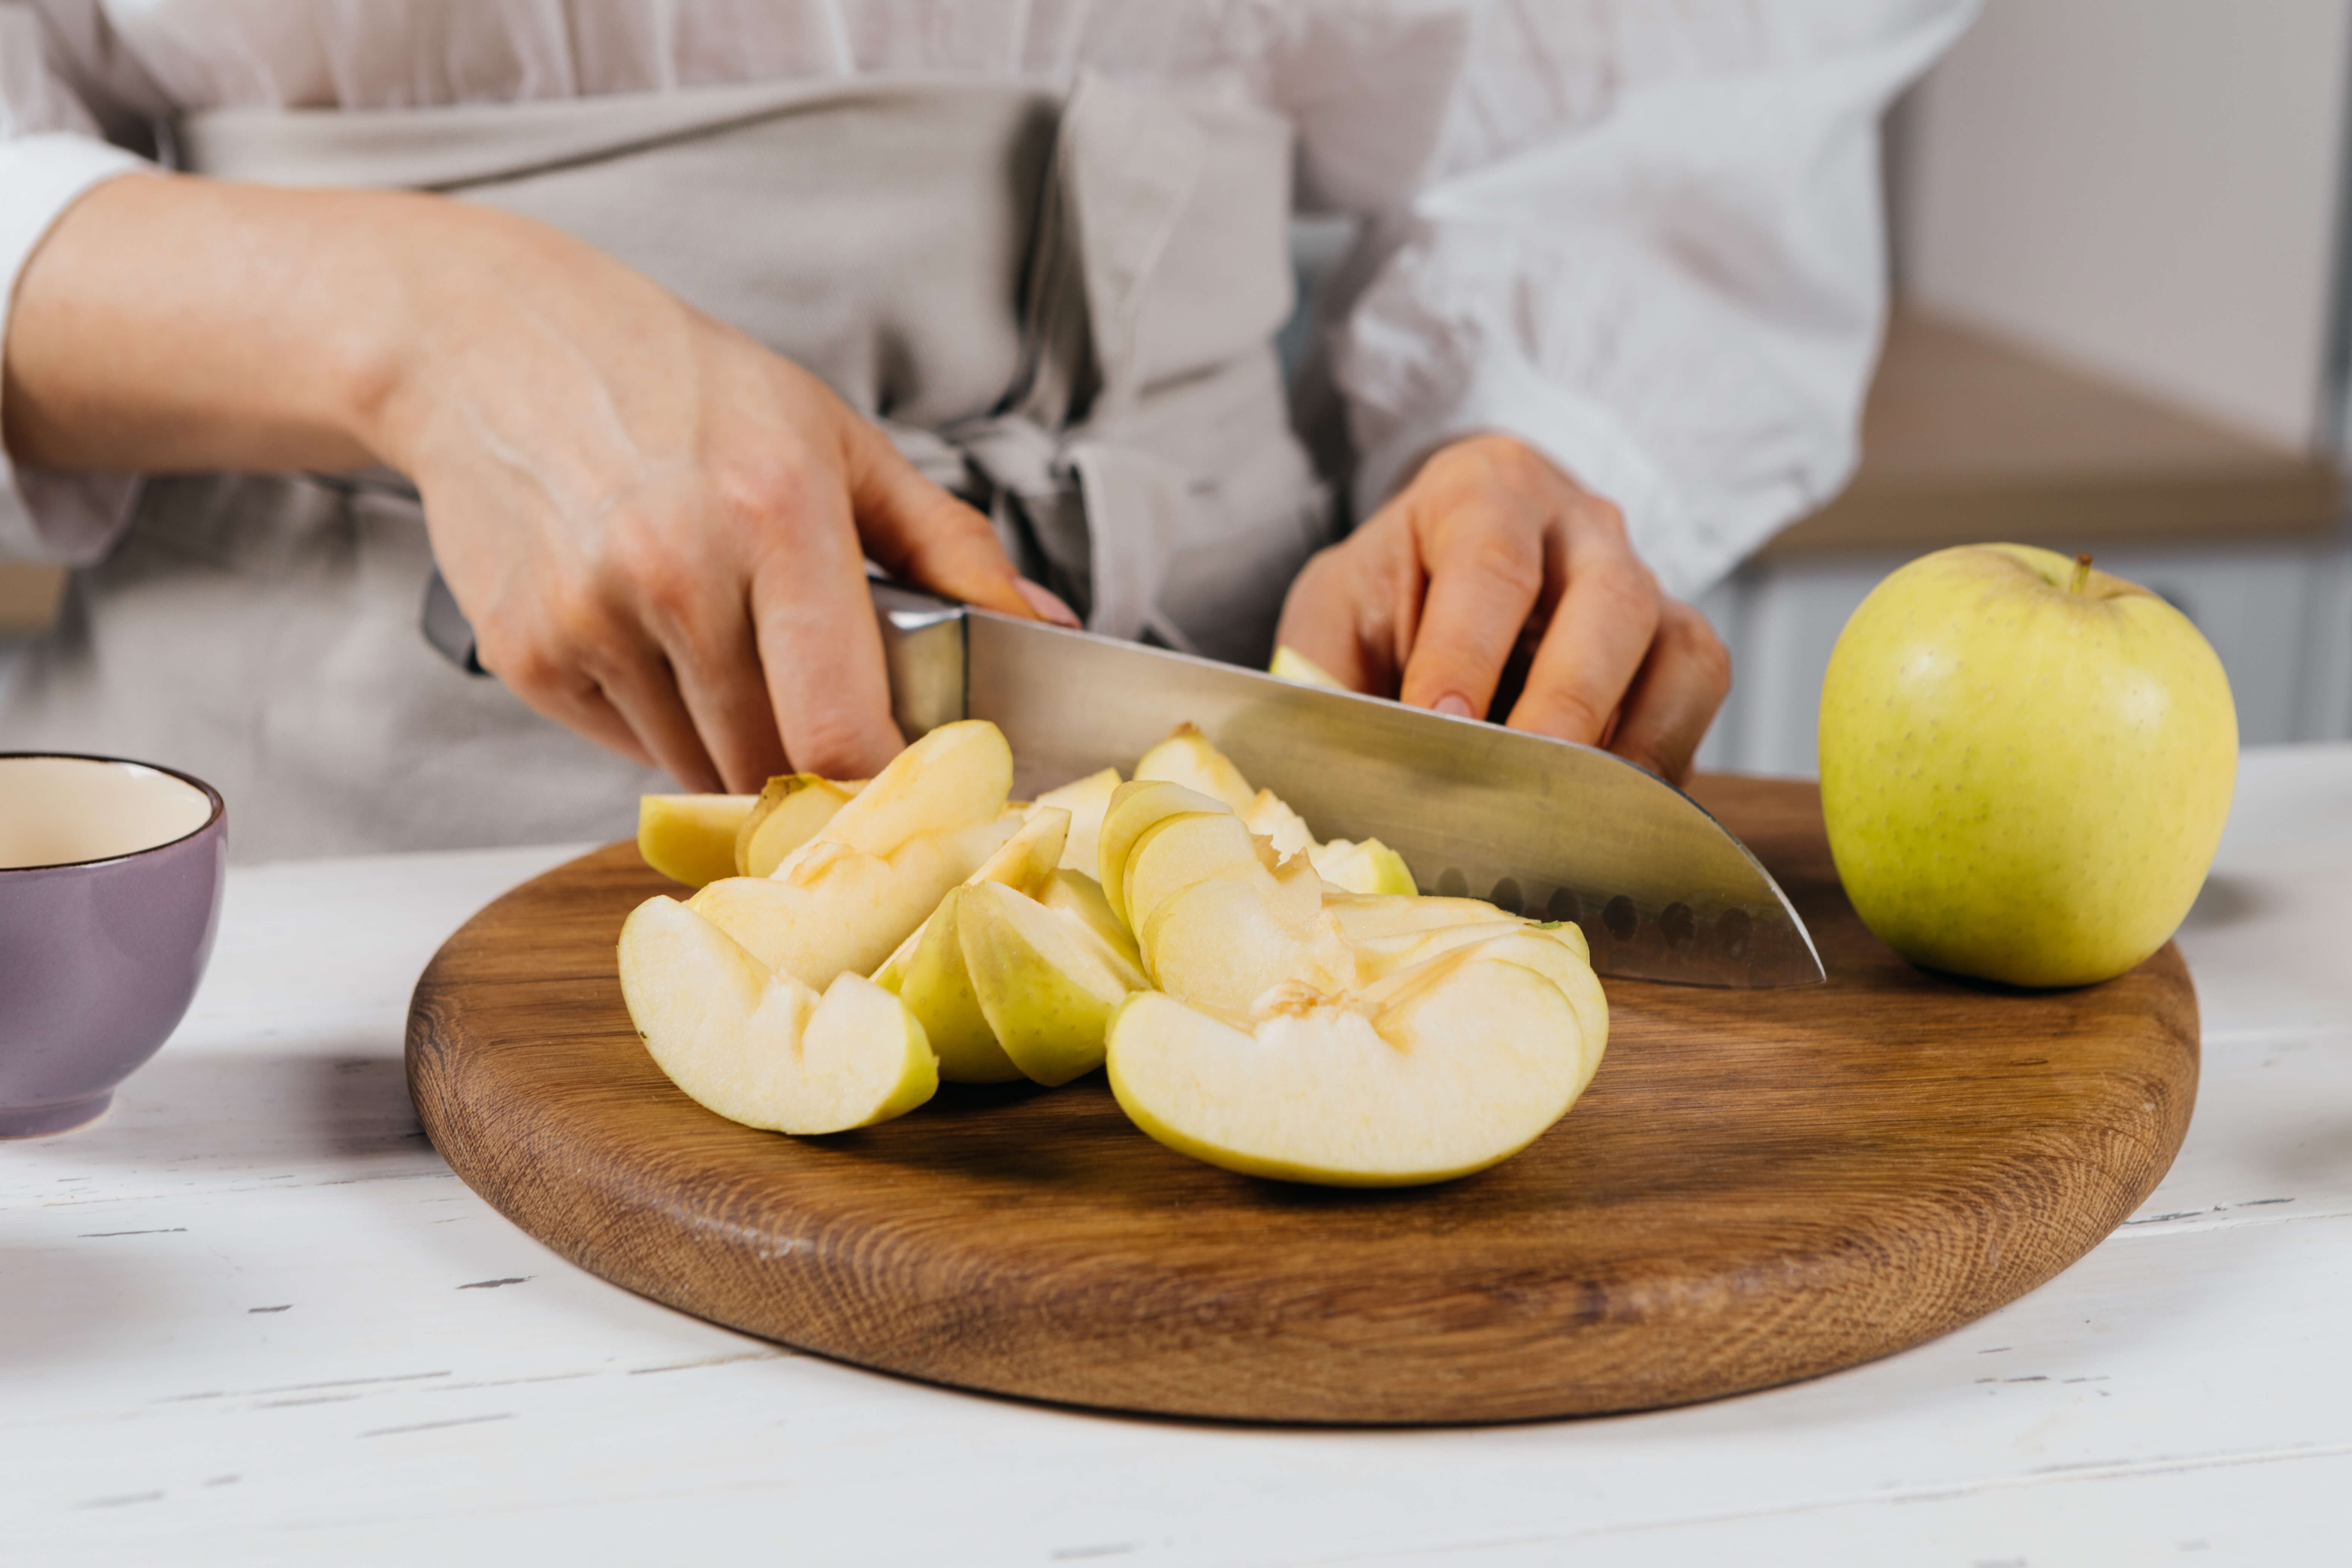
<box><xmin>8</xmin><ymin>747</ymin><xmax>2349</xmax><ymax>1567</ymax></box>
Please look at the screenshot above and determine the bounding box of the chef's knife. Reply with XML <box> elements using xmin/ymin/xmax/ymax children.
<box><xmin>871</xmin><ymin>582</ymin><xmax>1822</xmax><ymax>989</ymax></box>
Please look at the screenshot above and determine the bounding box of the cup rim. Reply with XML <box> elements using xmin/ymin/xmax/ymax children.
<box><xmin>0</xmin><ymin>752</ymin><xmax>226</xmax><ymax>874</ymax></box>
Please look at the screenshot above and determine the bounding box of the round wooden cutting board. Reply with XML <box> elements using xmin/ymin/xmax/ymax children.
<box><xmin>406</xmin><ymin>777</ymin><xmax>2197</xmax><ymax>1425</ymax></box>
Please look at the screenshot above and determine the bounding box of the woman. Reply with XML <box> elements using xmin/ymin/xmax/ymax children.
<box><xmin>0</xmin><ymin>1</ymin><xmax>1968</xmax><ymax>859</ymax></box>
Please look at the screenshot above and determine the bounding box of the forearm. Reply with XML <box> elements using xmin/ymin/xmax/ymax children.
<box><xmin>2</xmin><ymin>173</ymin><xmax>462</xmax><ymax>475</ymax></box>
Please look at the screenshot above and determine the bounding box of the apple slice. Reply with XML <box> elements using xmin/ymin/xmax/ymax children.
<box><xmin>1036</xmin><ymin>869</ymin><xmax>1142</xmax><ymax>971</ymax></box>
<box><xmin>689</xmin><ymin>814</ymin><xmax>1018</xmax><ymax>986</ymax></box>
<box><xmin>888</xmin><ymin>888</ymin><xmax>1023</xmax><ymax>1082</ymax></box>
<box><xmin>872</xmin><ymin>808</ymin><xmax>1071</xmax><ymax>1084</ymax></box>
<box><xmin>1031</xmin><ymin>767</ymin><xmax>1121</xmax><ymax>874</ymax></box>
<box><xmin>960</xmin><ymin>881</ymin><xmax>1150</xmax><ymax>1085</ymax></box>
<box><xmin>638</xmin><ymin>793</ymin><xmax>757</xmax><ymax>887</ymax></box>
<box><xmin>1325</xmin><ymin>894</ymin><xmax>1520</xmax><ymax>942</ymax></box>
<box><xmin>1096</xmin><ymin>779</ymin><xmax>1231</xmax><ymax>927</ymax></box>
<box><xmin>735</xmin><ymin>774</ymin><xmax>863</xmax><ymax>878</ymax></box>
<box><xmin>619</xmin><ymin>895</ymin><xmax>936</xmax><ymax>1134</ymax></box>
<box><xmin>1237</xmin><ymin>788</ymin><xmax>1314</xmax><ymax>859</ymax></box>
<box><xmin>1107</xmin><ymin>930</ymin><xmax>1595</xmax><ymax>1186</ymax></box>
<box><xmin>1133</xmin><ymin>723</ymin><xmax>1256</xmax><ymax>813</ymax></box>
<box><xmin>872</xmin><ymin>805</ymin><xmax>1069</xmax><ymax>988</ymax></box>
<box><xmin>1269</xmin><ymin>644</ymin><xmax>1347</xmax><ymax>689</ymax></box>
<box><xmin>1308</xmin><ymin>837</ymin><xmax>1418</xmax><ymax>896</ymax></box>
<box><xmin>1121</xmin><ymin>810</ymin><xmax>1262</xmax><ymax>936</ymax></box>
<box><xmin>817</xmin><ymin>719</ymin><xmax>1014</xmax><ymax>857</ymax></box>
<box><xmin>1138</xmin><ymin>866</ymin><xmax>1357</xmax><ymax>1022</ymax></box>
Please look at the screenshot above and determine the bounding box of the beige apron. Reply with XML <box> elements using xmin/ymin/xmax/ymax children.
<box><xmin>0</xmin><ymin>75</ymin><xmax>1330</xmax><ymax>861</ymax></box>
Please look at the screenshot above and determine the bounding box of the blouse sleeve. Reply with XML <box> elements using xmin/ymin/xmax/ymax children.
<box><xmin>0</xmin><ymin>5</ymin><xmax>156</xmax><ymax>564</ymax></box>
<box><xmin>1330</xmin><ymin>0</ymin><xmax>1976</xmax><ymax>600</ymax></box>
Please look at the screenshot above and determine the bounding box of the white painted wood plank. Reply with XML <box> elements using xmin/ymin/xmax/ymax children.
<box><xmin>3</xmin><ymin>753</ymin><xmax>2345</xmax><ymax>1565</ymax></box>
<box><xmin>9</xmin><ymin>1217</ymin><xmax>2347</xmax><ymax>1566</ymax></box>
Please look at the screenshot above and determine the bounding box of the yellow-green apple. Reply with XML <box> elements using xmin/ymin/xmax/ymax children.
<box><xmin>1107</xmin><ymin>922</ymin><xmax>1604</xmax><ymax>1186</ymax></box>
<box><xmin>1030</xmin><ymin>767</ymin><xmax>1121</xmax><ymax>874</ymax></box>
<box><xmin>618</xmin><ymin>895</ymin><xmax>936</xmax><ymax>1133</ymax></box>
<box><xmin>684</xmin><ymin>720</ymin><xmax>1020</xmax><ymax>986</ymax></box>
<box><xmin>875</xmin><ymin>806</ymin><xmax>1071</xmax><ymax>1082</ymax></box>
<box><xmin>638</xmin><ymin>793</ymin><xmax>755</xmax><ymax>887</ymax></box>
<box><xmin>735</xmin><ymin>774</ymin><xmax>862</xmax><ymax>877</ymax></box>
<box><xmin>959</xmin><ymin>881</ymin><xmax>1150</xmax><ymax>1085</ymax></box>
<box><xmin>1819</xmin><ymin>544</ymin><xmax>2237</xmax><ymax>987</ymax></box>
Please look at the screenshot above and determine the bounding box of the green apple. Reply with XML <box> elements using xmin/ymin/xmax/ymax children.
<box><xmin>735</xmin><ymin>774</ymin><xmax>862</xmax><ymax>878</ymax></box>
<box><xmin>619</xmin><ymin>894</ymin><xmax>936</xmax><ymax>1133</ymax></box>
<box><xmin>1819</xmin><ymin>544</ymin><xmax>2238</xmax><ymax>987</ymax></box>
<box><xmin>1031</xmin><ymin>767</ymin><xmax>1122</xmax><ymax>874</ymax></box>
<box><xmin>1107</xmin><ymin>923</ymin><xmax>1603</xmax><ymax>1186</ymax></box>
<box><xmin>638</xmin><ymin>793</ymin><xmax>756</xmax><ymax>887</ymax></box>
<box><xmin>959</xmin><ymin>881</ymin><xmax>1150</xmax><ymax>1085</ymax></box>
<box><xmin>1308</xmin><ymin>836</ymin><xmax>1418</xmax><ymax>897</ymax></box>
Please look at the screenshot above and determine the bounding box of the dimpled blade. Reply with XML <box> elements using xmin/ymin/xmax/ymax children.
<box><xmin>872</xmin><ymin>587</ymin><xmax>1822</xmax><ymax>989</ymax></box>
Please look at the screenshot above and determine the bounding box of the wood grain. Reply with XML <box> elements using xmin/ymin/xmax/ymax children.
<box><xmin>405</xmin><ymin>776</ymin><xmax>2198</xmax><ymax>1425</ymax></box>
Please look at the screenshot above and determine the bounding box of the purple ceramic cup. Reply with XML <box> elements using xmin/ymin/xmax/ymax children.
<box><xmin>0</xmin><ymin>754</ymin><xmax>226</xmax><ymax>1137</ymax></box>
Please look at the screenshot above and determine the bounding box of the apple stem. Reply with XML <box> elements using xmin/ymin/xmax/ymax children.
<box><xmin>2070</xmin><ymin>552</ymin><xmax>2093</xmax><ymax>594</ymax></box>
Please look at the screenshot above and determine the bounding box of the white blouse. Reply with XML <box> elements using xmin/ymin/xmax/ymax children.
<box><xmin>0</xmin><ymin>0</ymin><xmax>1972</xmax><ymax>600</ymax></box>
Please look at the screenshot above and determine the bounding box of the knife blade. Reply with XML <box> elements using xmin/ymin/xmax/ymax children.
<box><xmin>872</xmin><ymin>582</ymin><xmax>1822</xmax><ymax>989</ymax></box>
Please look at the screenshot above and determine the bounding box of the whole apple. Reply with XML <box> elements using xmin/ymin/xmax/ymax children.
<box><xmin>1818</xmin><ymin>543</ymin><xmax>2236</xmax><ymax>988</ymax></box>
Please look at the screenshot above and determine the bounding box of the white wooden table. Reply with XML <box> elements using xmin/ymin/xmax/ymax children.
<box><xmin>7</xmin><ymin>747</ymin><xmax>2348</xmax><ymax>1567</ymax></box>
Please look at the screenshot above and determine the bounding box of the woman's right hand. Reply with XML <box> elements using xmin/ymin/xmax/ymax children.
<box><xmin>3</xmin><ymin>174</ymin><xmax>1070</xmax><ymax>792</ymax></box>
<box><xmin>367</xmin><ymin>203</ymin><xmax>1068</xmax><ymax>790</ymax></box>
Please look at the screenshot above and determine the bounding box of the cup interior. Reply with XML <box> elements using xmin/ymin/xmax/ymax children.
<box><xmin>0</xmin><ymin>756</ymin><xmax>218</xmax><ymax>870</ymax></box>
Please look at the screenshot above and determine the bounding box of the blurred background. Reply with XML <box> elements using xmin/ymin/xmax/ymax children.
<box><xmin>1695</xmin><ymin>0</ymin><xmax>2352</xmax><ymax>773</ymax></box>
<box><xmin>3</xmin><ymin>0</ymin><xmax>2346</xmax><ymax>779</ymax></box>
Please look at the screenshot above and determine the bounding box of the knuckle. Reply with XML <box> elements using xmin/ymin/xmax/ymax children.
<box><xmin>786</xmin><ymin>712</ymin><xmax>888</xmax><ymax>780</ymax></box>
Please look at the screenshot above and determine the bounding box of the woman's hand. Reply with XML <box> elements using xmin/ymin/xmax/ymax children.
<box><xmin>367</xmin><ymin>206</ymin><xmax>1063</xmax><ymax>790</ymax></box>
<box><xmin>1273</xmin><ymin>434</ymin><xmax>1729</xmax><ymax>784</ymax></box>
<box><xmin>3</xmin><ymin>174</ymin><xmax>1068</xmax><ymax>792</ymax></box>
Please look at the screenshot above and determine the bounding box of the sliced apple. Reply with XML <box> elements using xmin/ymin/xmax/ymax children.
<box><xmin>1121</xmin><ymin>810</ymin><xmax>1262</xmax><ymax>937</ymax></box>
<box><xmin>639</xmin><ymin>793</ymin><xmax>757</xmax><ymax>887</ymax></box>
<box><xmin>1097</xmin><ymin>778</ymin><xmax>1231</xmax><ymax>927</ymax></box>
<box><xmin>1037</xmin><ymin>869</ymin><xmax>1142</xmax><ymax>971</ymax></box>
<box><xmin>1325</xmin><ymin>894</ymin><xmax>1520</xmax><ymax>943</ymax></box>
<box><xmin>1309</xmin><ymin>837</ymin><xmax>1418</xmax><ymax>896</ymax></box>
<box><xmin>1107</xmin><ymin>927</ymin><xmax>1597</xmax><ymax>1186</ymax></box>
<box><xmin>735</xmin><ymin>774</ymin><xmax>862</xmax><ymax>878</ymax></box>
<box><xmin>1269</xmin><ymin>644</ymin><xmax>1347</xmax><ymax>688</ymax></box>
<box><xmin>890</xmin><ymin>888</ymin><xmax>1024</xmax><ymax>1082</ymax></box>
<box><xmin>619</xmin><ymin>895</ymin><xmax>936</xmax><ymax>1134</ymax></box>
<box><xmin>1138</xmin><ymin>867</ymin><xmax>1357</xmax><ymax>1021</ymax></box>
<box><xmin>872</xmin><ymin>806</ymin><xmax>1068</xmax><ymax>986</ymax></box>
<box><xmin>1238</xmin><ymin>789</ymin><xmax>1314</xmax><ymax>859</ymax></box>
<box><xmin>1031</xmin><ymin>767</ymin><xmax>1121</xmax><ymax>874</ymax></box>
<box><xmin>1133</xmin><ymin>723</ymin><xmax>1256</xmax><ymax>813</ymax></box>
<box><xmin>817</xmin><ymin>719</ymin><xmax>1013</xmax><ymax>857</ymax></box>
<box><xmin>960</xmin><ymin>881</ymin><xmax>1150</xmax><ymax>1086</ymax></box>
<box><xmin>872</xmin><ymin>808</ymin><xmax>1071</xmax><ymax>1083</ymax></box>
<box><xmin>690</xmin><ymin>814</ymin><xmax>1017</xmax><ymax>986</ymax></box>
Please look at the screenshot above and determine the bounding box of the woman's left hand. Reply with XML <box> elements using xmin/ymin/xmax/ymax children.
<box><xmin>1272</xmin><ymin>434</ymin><xmax>1730</xmax><ymax>785</ymax></box>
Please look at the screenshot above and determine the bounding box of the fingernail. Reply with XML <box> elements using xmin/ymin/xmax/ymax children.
<box><xmin>1016</xmin><ymin>578</ymin><xmax>1082</xmax><ymax>628</ymax></box>
<box><xmin>1434</xmin><ymin>693</ymin><xmax>1475</xmax><ymax>718</ymax></box>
